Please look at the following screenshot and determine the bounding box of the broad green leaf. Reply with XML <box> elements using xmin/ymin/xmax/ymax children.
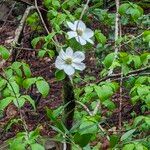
<box><xmin>133</xmin><ymin>116</ymin><xmax>145</xmax><ymax>127</ymax></box>
<box><xmin>122</xmin><ymin>143</ymin><xmax>135</xmax><ymax>150</ymax></box>
<box><xmin>137</xmin><ymin>86</ymin><xmax>149</xmax><ymax>96</ymax></box>
<box><xmin>0</xmin><ymin>45</ymin><xmax>10</xmax><ymax>60</ymax></box>
<box><xmin>22</xmin><ymin>63</ymin><xmax>31</xmax><ymax>78</ymax></box>
<box><xmin>121</xmin><ymin>129</ymin><xmax>136</xmax><ymax>141</ymax></box>
<box><xmin>0</xmin><ymin>78</ymin><xmax>7</xmax><ymax>89</ymax></box>
<box><xmin>52</xmin><ymin>0</ymin><xmax>60</xmax><ymax>9</ymax></box>
<box><xmin>102</xmin><ymin>99</ymin><xmax>116</xmax><ymax>110</ymax></box>
<box><xmin>38</xmin><ymin>50</ymin><xmax>46</xmax><ymax>58</ymax></box>
<box><xmin>13</xmin><ymin>97</ymin><xmax>25</xmax><ymax>108</ymax></box>
<box><xmin>119</xmin><ymin>3</ymin><xmax>130</xmax><ymax>15</ymax></box>
<box><xmin>36</xmin><ymin>80</ymin><xmax>50</xmax><ymax>97</ymax></box>
<box><xmin>8</xmin><ymin>81</ymin><xmax>20</xmax><ymax>95</ymax></box>
<box><xmin>31</xmin><ymin>37</ymin><xmax>43</xmax><ymax>48</ymax></box>
<box><xmin>94</xmin><ymin>85</ymin><xmax>113</xmax><ymax>101</ymax></box>
<box><xmin>84</xmin><ymin>86</ymin><xmax>93</xmax><ymax>93</ymax></box>
<box><xmin>11</xmin><ymin>62</ymin><xmax>22</xmax><ymax>77</ymax></box>
<box><xmin>95</xmin><ymin>30</ymin><xmax>106</xmax><ymax>45</ymax></box>
<box><xmin>55</xmin><ymin>70</ymin><xmax>66</xmax><ymax>81</ymax></box>
<box><xmin>0</xmin><ymin>97</ymin><xmax>14</xmax><ymax>111</ymax></box>
<box><xmin>110</xmin><ymin>135</ymin><xmax>120</xmax><ymax>148</ymax></box>
<box><xmin>132</xmin><ymin>56</ymin><xmax>141</xmax><ymax>69</ymax></box>
<box><xmin>74</xmin><ymin>133</ymin><xmax>92</xmax><ymax>148</ymax></box>
<box><xmin>31</xmin><ymin>143</ymin><xmax>45</xmax><ymax>150</ymax></box>
<box><xmin>23</xmin><ymin>78</ymin><xmax>37</xmax><ymax>89</ymax></box>
<box><xmin>103</xmin><ymin>53</ymin><xmax>115</xmax><ymax>68</ymax></box>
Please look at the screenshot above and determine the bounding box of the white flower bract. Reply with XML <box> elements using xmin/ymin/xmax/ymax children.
<box><xmin>55</xmin><ymin>47</ymin><xmax>86</xmax><ymax>76</ymax></box>
<box><xmin>67</xmin><ymin>20</ymin><xmax>94</xmax><ymax>45</ymax></box>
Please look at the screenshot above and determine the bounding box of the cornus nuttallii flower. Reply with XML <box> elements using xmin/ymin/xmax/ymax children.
<box><xmin>67</xmin><ymin>20</ymin><xmax>94</xmax><ymax>45</ymax></box>
<box><xmin>55</xmin><ymin>47</ymin><xmax>86</xmax><ymax>76</ymax></box>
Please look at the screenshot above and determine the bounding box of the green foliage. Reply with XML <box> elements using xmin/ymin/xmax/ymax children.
<box><xmin>26</xmin><ymin>12</ymin><xmax>42</xmax><ymax>30</ymax></box>
<box><xmin>8</xmin><ymin>129</ymin><xmax>44</xmax><ymax>150</ymax></box>
<box><xmin>119</xmin><ymin>2</ymin><xmax>143</xmax><ymax>24</ymax></box>
<box><xmin>55</xmin><ymin>70</ymin><xmax>66</xmax><ymax>81</ymax></box>
<box><xmin>0</xmin><ymin>45</ymin><xmax>10</xmax><ymax>60</ymax></box>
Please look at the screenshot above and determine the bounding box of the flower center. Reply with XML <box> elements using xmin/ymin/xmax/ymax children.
<box><xmin>65</xmin><ymin>58</ymin><xmax>72</xmax><ymax>65</ymax></box>
<box><xmin>76</xmin><ymin>29</ymin><xmax>83</xmax><ymax>36</ymax></box>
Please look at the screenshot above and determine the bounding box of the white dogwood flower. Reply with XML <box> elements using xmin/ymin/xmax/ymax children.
<box><xmin>55</xmin><ymin>47</ymin><xmax>86</xmax><ymax>76</ymax></box>
<box><xmin>67</xmin><ymin>20</ymin><xmax>94</xmax><ymax>45</ymax></box>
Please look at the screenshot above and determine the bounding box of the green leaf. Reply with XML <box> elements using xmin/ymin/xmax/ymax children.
<box><xmin>0</xmin><ymin>78</ymin><xmax>7</xmax><ymax>89</ymax></box>
<box><xmin>123</xmin><ymin>143</ymin><xmax>135</xmax><ymax>150</ymax></box>
<box><xmin>31</xmin><ymin>143</ymin><xmax>45</xmax><ymax>150</ymax></box>
<box><xmin>94</xmin><ymin>85</ymin><xmax>113</xmax><ymax>101</ymax></box>
<box><xmin>132</xmin><ymin>55</ymin><xmax>141</xmax><ymax>69</ymax></box>
<box><xmin>84</xmin><ymin>86</ymin><xmax>93</xmax><ymax>93</ymax></box>
<box><xmin>0</xmin><ymin>45</ymin><xmax>10</xmax><ymax>60</ymax></box>
<box><xmin>21</xmin><ymin>95</ymin><xmax>36</xmax><ymax>110</ymax></box>
<box><xmin>22</xmin><ymin>63</ymin><xmax>31</xmax><ymax>77</ymax></box>
<box><xmin>52</xmin><ymin>0</ymin><xmax>60</xmax><ymax>9</ymax></box>
<box><xmin>102</xmin><ymin>99</ymin><xmax>116</xmax><ymax>110</ymax></box>
<box><xmin>74</xmin><ymin>133</ymin><xmax>92</xmax><ymax>148</ymax></box>
<box><xmin>13</xmin><ymin>97</ymin><xmax>26</xmax><ymax>108</ymax></box>
<box><xmin>119</xmin><ymin>3</ymin><xmax>130</xmax><ymax>15</ymax></box>
<box><xmin>23</xmin><ymin>78</ymin><xmax>37</xmax><ymax>89</ymax></box>
<box><xmin>38</xmin><ymin>50</ymin><xmax>46</xmax><ymax>58</ymax></box>
<box><xmin>143</xmin><ymin>30</ymin><xmax>150</xmax><ymax>43</ymax></box>
<box><xmin>0</xmin><ymin>97</ymin><xmax>14</xmax><ymax>111</ymax></box>
<box><xmin>137</xmin><ymin>86</ymin><xmax>149</xmax><ymax>96</ymax></box>
<box><xmin>36</xmin><ymin>79</ymin><xmax>50</xmax><ymax>97</ymax></box>
<box><xmin>55</xmin><ymin>70</ymin><xmax>66</xmax><ymax>81</ymax></box>
<box><xmin>79</xmin><ymin>117</ymin><xmax>98</xmax><ymax>134</ymax></box>
<box><xmin>110</xmin><ymin>135</ymin><xmax>120</xmax><ymax>148</ymax></box>
<box><xmin>8</xmin><ymin>81</ymin><xmax>20</xmax><ymax>95</ymax></box>
<box><xmin>31</xmin><ymin>37</ymin><xmax>43</xmax><ymax>48</ymax></box>
<box><xmin>11</xmin><ymin>62</ymin><xmax>22</xmax><ymax>77</ymax></box>
<box><xmin>133</xmin><ymin>116</ymin><xmax>145</xmax><ymax>127</ymax></box>
<box><xmin>121</xmin><ymin>129</ymin><xmax>136</xmax><ymax>141</ymax></box>
<box><xmin>103</xmin><ymin>53</ymin><xmax>115</xmax><ymax>68</ymax></box>
<box><xmin>95</xmin><ymin>30</ymin><xmax>106</xmax><ymax>45</ymax></box>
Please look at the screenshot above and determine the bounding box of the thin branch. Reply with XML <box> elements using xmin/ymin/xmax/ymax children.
<box><xmin>108</xmin><ymin>0</ymin><xmax>120</xmax><ymax>76</ymax></box>
<box><xmin>34</xmin><ymin>0</ymin><xmax>61</xmax><ymax>50</ymax></box>
<box><xmin>96</xmin><ymin>65</ymin><xmax>150</xmax><ymax>84</ymax></box>
<box><xmin>80</xmin><ymin>0</ymin><xmax>91</xmax><ymax>20</ymax></box>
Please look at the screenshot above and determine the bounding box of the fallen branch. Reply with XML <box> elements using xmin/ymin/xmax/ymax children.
<box><xmin>96</xmin><ymin>65</ymin><xmax>150</xmax><ymax>84</ymax></box>
<box><xmin>11</xmin><ymin>6</ymin><xmax>35</xmax><ymax>62</ymax></box>
<box><xmin>0</xmin><ymin>6</ymin><xmax>35</xmax><ymax>67</ymax></box>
